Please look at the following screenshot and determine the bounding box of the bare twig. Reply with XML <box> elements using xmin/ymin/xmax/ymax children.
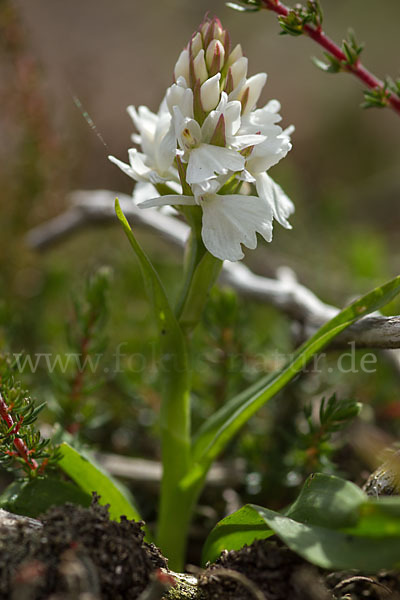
<box><xmin>94</xmin><ymin>452</ymin><xmax>244</xmax><ymax>487</ymax></box>
<box><xmin>26</xmin><ymin>190</ymin><xmax>400</xmax><ymax>350</ymax></box>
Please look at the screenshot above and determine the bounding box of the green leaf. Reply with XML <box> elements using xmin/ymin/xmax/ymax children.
<box><xmin>202</xmin><ymin>474</ymin><xmax>400</xmax><ymax>570</ymax></box>
<box><xmin>252</xmin><ymin>505</ymin><xmax>400</xmax><ymax>571</ymax></box>
<box><xmin>115</xmin><ymin>196</ymin><xmax>190</xmax><ymax>469</ymax></box>
<box><xmin>202</xmin><ymin>504</ymin><xmax>274</xmax><ymax>565</ymax></box>
<box><xmin>311</xmin><ymin>53</ymin><xmax>342</xmax><ymax>74</ymax></box>
<box><xmin>0</xmin><ymin>476</ymin><xmax>91</xmax><ymax>518</ymax></box>
<box><xmin>284</xmin><ymin>473</ymin><xmax>366</xmax><ymax>528</ymax></box>
<box><xmin>114</xmin><ymin>198</ymin><xmax>187</xmax><ymax>371</ymax></box>
<box><xmin>190</xmin><ymin>276</ymin><xmax>400</xmax><ymax>483</ymax></box>
<box><xmin>58</xmin><ymin>442</ymin><xmax>141</xmax><ymax>523</ymax></box>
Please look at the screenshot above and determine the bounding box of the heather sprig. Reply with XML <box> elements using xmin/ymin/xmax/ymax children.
<box><xmin>296</xmin><ymin>394</ymin><xmax>361</xmax><ymax>472</ymax></box>
<box><xmin>51</xmin><ymin>267</ymin><xmax>111</xmax><ymax>432</ymax></box>
<box><xmin>0</xmin><ymin>355</ymin><xmax>59</xmax><ymax>477</ymax></box>
<box><xmin>230</xmin><ymin>0</ymin><xmax>400</xmax><ymax>117</ymax></box>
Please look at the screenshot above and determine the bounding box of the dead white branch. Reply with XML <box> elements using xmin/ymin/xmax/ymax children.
<box><xmin>26</xmin><ymin>190</ymin><xmax>400</xmax><ymax>350</ymax></box>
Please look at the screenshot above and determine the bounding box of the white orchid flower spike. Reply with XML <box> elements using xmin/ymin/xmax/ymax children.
<box><xmin>109</xmin><ymin>16</ymin><xmax>295</xmax><ymax>262</ymax></box>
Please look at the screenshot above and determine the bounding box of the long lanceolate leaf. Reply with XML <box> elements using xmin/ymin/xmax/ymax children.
<box><xmin>115</xmin><ymin>199</ymin><xmax>190</xmax><ymax>458</ymax></box>
<box><xmin>191</xmin><ymin>276</ymin><xmax>400</xmax><ymax>480</ymax></box>
<box><xmin>115</xmin><ymin>199</ymin><xmax>191</xmax><ymax>567</ymax></box>
<box><xmin>58</xmin><ymin>442</ymin><xmax>141</xmax><ymax>523</ymax></box>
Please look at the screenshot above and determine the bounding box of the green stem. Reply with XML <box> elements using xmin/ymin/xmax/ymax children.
<box><xmin>175</xmin><ymin>208</ymin><xmax>223</xmax><ymax>332</ymax></box>
<box><xmin>158</xmin><ymin>214</ymin><xmax>221</xmax><ymax>568</ymax></box>
<box><xmin>157</xmin><ymin>209</ymin><xmax>202</xmax><ymax>570</ymax></box>
<box><xmin>178</xmin><ymin>252</ymin><xmax>222</xmax><ymax>331</ymax></box>
<box><xmin>157</xmin><ymin>368</ymin><xmax>192</xmax><ymax>570</ymax></box>
<box><xmin>175</xmin><ymin>225</ymin><xmax>206</xmax><ymax>320</ymax></box>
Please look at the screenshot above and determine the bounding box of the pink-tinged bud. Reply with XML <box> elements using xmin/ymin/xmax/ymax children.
<box><xmin>226</xmin><ymin>44</ymin><xmax>243</xmax><ymax>68</ymax></box>
<box><xmin>200</xmin><ymin>20</ymin><xmax>209</xmax><ymax>39</ymax></box>
<box><xmin>223</xmin><ymin>29</ymin><xmax>231</xmax><ymax>58</ymax></box>
<box><xmin>230</xmin><ymin>56</ymin><xmax>248</xmax><ymax>90</ymax></box>
<box><xmin>214</xmin><ymin>21</ymin><xmax>225</xmax><ymax>44</ymax></box>
<box><xmin>190</xmin><ymin>32</ymin><xmax>203</xmax><ymax>59</ymax></box>
<box><xmin>206</xmin><ymin>40</ymin><xmax>225</xmax><ymax>76</ymax></box>
<box><xmin>203</xmin><ymin>17</ymin><xmax>223</xmax><ymax>49</ymax></box>
<box><xmin>240</xmin><ymin>73</ymin><xmax>267</xmax><ymax>114</ymax></box>
<box><xmin>200</xmin><ymin>73</ymin><xmax>221</xmax><ymax>112</ymax></box>
<box><xmin>193</xmin><ymin>49</ymin><xmax>208</xmax><ymax>84</ymax></box>
<box><xmin>174</xmin><ymin>49</ymin><xmax>190</xmax><ymax>84</ymax></box>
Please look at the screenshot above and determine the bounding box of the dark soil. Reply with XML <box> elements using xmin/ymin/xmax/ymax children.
<box><xmin>199</xmin><ymin>538</ymin><xmax>400</xmax><ymax>600</ymax></box>
<box><xmin>2</xmin><ymin>499</ymin><xmax>400</xmax><ymax>600</ymax></box>
<box><xmin>0</xmin><ymin>494</ymin><xmax>166</xmax><ymax>600</ymax></box>
<box><xmin>199</xmin><ymin>539</ymin><xmax>331</xmax><ymax>600</ymax></box>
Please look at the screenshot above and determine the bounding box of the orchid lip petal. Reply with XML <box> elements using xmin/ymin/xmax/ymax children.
<box><xmin>200</xmin><ymin>193</ymin><xmax>273</xmax><ymax>262</ymax></box>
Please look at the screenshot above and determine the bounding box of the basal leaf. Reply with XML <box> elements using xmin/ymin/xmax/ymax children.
<box><xmin>58</xmin><ymin>442</ymin><xmax>141</xmax><ymax>523</ymax></box>
<box><xmin>115</xmin><ymin>198</ymin><xmax>190</xmax><ymax>466</ymax></box>
<box><xmin>285</xmin><ymin>473</ymin><xmax>366</xmax><ymax>528</ymax></box>
<box><xmin>252</xmin><ymin>504</ymin><xmax>400</xmax><ymax>571</ymax></box>
<box><xmin>202</xmin><ymin>473</ymin><xmax>400</xmax><ymax>571</ymax></box>
<box><xmin>114</xmin><ymin>198</ymin><xmax>187</xmax><ymax>368</ymax></box>
<box><xmin>202</xmin><ymin>504</ymin><xmax>274</xmax><ymax>565</ymax></box>
<box><xmin>0</xmin><ymin>476</ymin><xmax>91</xmax><ymax>518</ymax></box>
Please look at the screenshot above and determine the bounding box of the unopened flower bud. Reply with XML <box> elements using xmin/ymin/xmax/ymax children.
<box><xmin>200</xmin><ymin>73</ymin><xmax>221</xmax><ymax>112</ymax></box>
<box><xmin>213</xmin><ymin>22</ymin><xmax>225</xmax><ymax>44</ymax></box>
<box><xmin>206</xmin><ymin>40</ymin><xmax>225</xmax><ymax>76</ymax></box>
<box><xmin>190</xmin><ymin>32</ymin><xmax>203</xmax><ymax>59</ymax></box>
<box><xmin>240</xmin><ymin>73</ymin><xmax>267</xmax><ymax>114</ymax></box>
<box><xmin>222</xmin><ymin>29</ymin><xmax>231</xmax><ymax>57</ymax></box>
<box><xmin>166</xmin><ymin>81</ymin><xmax>193</xmax><ymax>118</ymax></box>
<box><xmin>202</xmin><ymin>17</ymin><xmax>223</xmax><ymax>49</ymax></box>
<box><xmin>200</xmin><ymin>20</ymin><xmax>209</xmax><ymax>39</ymax></box>
<box><xmin>174</xmin><ymin>49</ymin><xmax>190</xmax><ymax>84</ymax></box>
<box><xmin>193</xmin><ymin>49</ymin><xmax>208</xmax><ymax>84</ymax></box>
<box><xmin>230</xmin><ymin>56</ymin><xmax>248</xmax><ymax>90</ymax></box>
<box><xmin>226</xmin><ymin>44</ymin><xmax>243</xmax><ymax>68</ymax></box>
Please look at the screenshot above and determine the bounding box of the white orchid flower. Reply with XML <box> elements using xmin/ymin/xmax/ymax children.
<box><xmin>173</xmin><ymin>105</ymin><xmax>246</xmax><ymax>184</ymax></box>
<box><xmin>109</xmin><ymin>98</ymin><xmax>177</xmax><ymax>185</ymax></box>
<box><xmin>173</xmin><ymin>92</ymin><xmax>267</xmax><ymax>185</ymax></box>
<box><xmin>137</xmin><ymin>180</ymin><xmax>274</xmax><ymax>262</ymax></box>
<box><xmin>239</xmin><ymin>100</ymin><xmax>295</xmax><ymax>229</ymax></box>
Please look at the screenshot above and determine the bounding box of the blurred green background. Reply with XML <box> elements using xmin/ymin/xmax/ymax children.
<box><xmin>0</xmin><ymin>0</ymin><xmax>399</xmax><ymax>556</ymax></box>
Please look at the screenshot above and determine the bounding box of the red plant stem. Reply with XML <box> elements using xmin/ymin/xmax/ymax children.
<box><xmin>261</xmin><ymin>0</ymin><xmax>400</xmax><ymax>117</ymax></box>
<box><xmin>0</xmin><ymin>393</ymin><xmax>38</xmax><ymax>470</ymax></box>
